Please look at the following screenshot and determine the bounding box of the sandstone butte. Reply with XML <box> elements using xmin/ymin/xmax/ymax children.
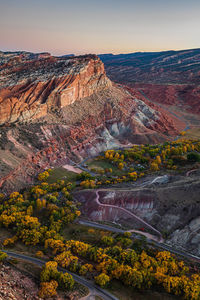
<box><xmin>0</xmin><ymin>51</ymin><xmax>183</xmax><ymax>192</ymax></box>
<box><xmin>0</xmin><ymin>52</ymin><xmax>111</xmax><ymax>124</ymax></box>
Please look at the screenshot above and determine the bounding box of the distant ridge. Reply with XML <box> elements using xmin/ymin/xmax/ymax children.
<box><xmin>99</xmin><ymin>48</ymin><xmax>200</xmax><ymax>84</ymax></box>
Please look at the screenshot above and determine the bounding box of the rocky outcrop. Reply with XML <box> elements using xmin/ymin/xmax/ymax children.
<box><xmin>0</xmin><ymin>263</ymin><xmax>39</xmax><ymax>299</ymax></box>
<box><xmin>0</xmin><ymin>262</ymin><xmax>81</xmax><ymax>299</ymax></box>
<box><xmin>168</xmin><ymin>216</ymin><xmax>200</xmax><ymax>256</ymax></box>
<box><xmin>0</xmin><ymin>52</ymin><xmax>111</xmax><ymax>124</ymax></box>
<box><xmin>0</xmin><ymin>51</ymin><xmax>181</xmax><ymax>192</ymax></box>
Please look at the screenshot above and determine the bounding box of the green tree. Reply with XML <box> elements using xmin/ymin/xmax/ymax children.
<box><xmin>187</xmin><ymin>152</ymin><xmax>200</xmax><ymax>162</ymax></box>
<box><xmin>95</xmin><ymin>273</ymin><xmax>110</xmax><ymax>287</ymax></box>
<box><xmin>0</xmin><ymin>251</ymin><xmax>7</xmax><ymax>262</ymax></box>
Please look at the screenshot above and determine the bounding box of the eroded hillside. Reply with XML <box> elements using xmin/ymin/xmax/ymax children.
<box><xmin>75</xmin><ymin>171</ymin><xmax>200</xmax><ymax>256</ymax></box>
<box><xmin>0</xmin><ymin>52</ymin><xmax>181</xmax><ymax>192</ymax></box>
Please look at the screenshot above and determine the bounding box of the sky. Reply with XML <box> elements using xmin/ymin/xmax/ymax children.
<box><xmin>0</xmin><ymin>0</ymin><xmax>200</xmax><ymax>56</ymax></box>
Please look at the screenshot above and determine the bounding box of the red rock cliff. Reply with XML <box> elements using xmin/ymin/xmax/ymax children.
<box><xmin>0</xmin><ymin>52</ymin><xmax>111</xmax><ymax>124</ymax></box>
<box><xmin>0</xmin><ymin>51</ymin><xmax>181</xmax><ymax>193</ymax></box>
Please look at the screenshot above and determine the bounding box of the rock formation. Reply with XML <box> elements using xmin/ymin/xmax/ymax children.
<box><xmin>0</xmin><ymin>51</ymin><xmax>180</xmax><ymax>192</ymax></box>
<box><xmin>0</xmin><ymin>52</ymin><xmax>111</xmax><ymax>125</ymax></box>
<box><xmin>0</xmin><ymin>263</ymin><xmax>39</xmax><ymax>299</ymax></box>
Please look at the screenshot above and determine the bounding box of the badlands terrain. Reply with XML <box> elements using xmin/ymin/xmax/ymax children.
<box><xmin>0</xmin><ymin>49</ymin><xmax>200</xmax><ymax>299</ymax></box>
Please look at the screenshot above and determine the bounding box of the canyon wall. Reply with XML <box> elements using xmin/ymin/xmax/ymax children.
<box><xmin>0</xmin><ymin>52</ymin><xmax>111</xmax><ymax>125</ymax></box>
<box><xmin>0</xmin><ymin>51</ymin><xmax>180</xmax><ymax>192</ymax></box>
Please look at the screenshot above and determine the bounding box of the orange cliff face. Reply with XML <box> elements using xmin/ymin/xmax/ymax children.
<box><xmin>0</xmin><ymin>52</ymin><xmax>111</xmax><ymax>125</ymax></box>
<box><xmin>0</xmin><ymin>51</ymin><xmax>181</xmax><ymax>193</ymax></box>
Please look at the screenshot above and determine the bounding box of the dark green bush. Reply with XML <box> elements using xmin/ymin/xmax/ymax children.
<box><xmin>187</xmin><ymin>152</ymin><xmax>200</xmax><ymax>162</ymax></box>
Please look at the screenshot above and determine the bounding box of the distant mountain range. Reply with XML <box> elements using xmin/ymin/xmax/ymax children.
<box><xmin>99</xmin><ymin>48</ymin><xmax>200</xmax><ymax>84</ymax></box>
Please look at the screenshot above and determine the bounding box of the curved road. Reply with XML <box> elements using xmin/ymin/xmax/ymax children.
<box><xmin>186</xmin><ymin>169</ymin><xmax>198</xmax><ymax>177</ymax></box>
<box><xmin>78</xmin><ymin>220</ymin><xmax>200</xmax><ymax>264</ymax></box>
<box><xmin>79</xmin><ymin>220</ymin><xmax>160</xmax><ymax>242</ymax></box>
<box><xmin>95</xmin><ymin>190</ymin><xmax>163</xmax><ymax>242</ymax></box>
<box><xmin>3</xmin><ymin>250</ymin><xmax>118</xmax><ymax>300</ymax></box>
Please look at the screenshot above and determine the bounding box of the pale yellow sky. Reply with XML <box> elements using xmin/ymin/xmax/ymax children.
<box><xmin>0</xmin><ymin>0</ymin><xmax>200</xmax><ymax>55</ymax></box>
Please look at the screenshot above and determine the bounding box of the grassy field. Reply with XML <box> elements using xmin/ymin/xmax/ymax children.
<box><xmin>180</xmin><ymin>128</ymin><xmax>200</xmax><ymax>140</ymax></box>
<box><xmin>0</xmin><ymin>228</ymin><xmax>13</xmax><ymax>245</ymax></box>
<box><xmin>87</xmin><ymin>158</ymin><xmax>116</xmax><ymax>170</ymax></box>
<box><xmin>61</xmin><ymin>223</ymin><xmax>112</xmax><ymax>245</ymax></box>
<box><xmin>87</xmin><ymin>159</ymin><xmax>126</xmax><ymax>176</ymax></box>
<box><xmin>8</xmin><ymin>258</ymin><xmax>42</xmax><ymax>279</ymax></box>
<box><xmin>0</xmin><ymin>228</ymin><xmax>46</xmax><ymax>257</ymax></box>
<box><xmin>107</xmin><ymin>280</ymin><xmax>179</xmax><ymax>300</ymax></box>
<box><xmin>47</xmin><ymin>167</ymin><xmax>77</xmax><ymax>183</ymax></box>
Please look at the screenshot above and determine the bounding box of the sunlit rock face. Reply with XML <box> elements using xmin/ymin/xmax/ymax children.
<box><xmin>0</xmin><ymin>51</ymin><xmax>180</xmax><ymax>192</ymax></box>
<box><xmin>0</xmin><ymin>52</ymin><xmax>111</xmax><ymax>125</ymax></box>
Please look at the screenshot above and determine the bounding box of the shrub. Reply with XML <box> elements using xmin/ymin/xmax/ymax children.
<box><xmin>0</xmin><ymin>251</ymin><xmax>7</xmax><ymax>262</ymax></box>
<box><xmin>76</xmin><ymin>172</ymin><xmax>94</xmax><ymax>180</ymax></box>
<box><xmin>187</xmin><ymin>152</ymin><xmax>200</xmax><ymax>162</ymax></box>
<box><xmin>171</xmin><ymin>155</ymin><xmax>187</xmax><ymax>165</ymax></box>
<box><xmin>38</xmin><ymin>171</ymin><xmax>50</xmax><ymax>182</ymax></box>
<box><xmin>36</xmin><ymin>251</ymin><xmax>44</xmax><ymax>258</ymax></box>
<box><xmin>101</xmin><ymin>235</ymin><xmax>114</xmax><ymax>246</ymax></box>
<box><xmin>38</xmin><ymin>280</ymin><xmax>58</xmax><ymax>298</ymax></box>
<box><xmin>95</xmin><ymin>273</ymin><xmax>110</xmax><ymax>287</ymax></box>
